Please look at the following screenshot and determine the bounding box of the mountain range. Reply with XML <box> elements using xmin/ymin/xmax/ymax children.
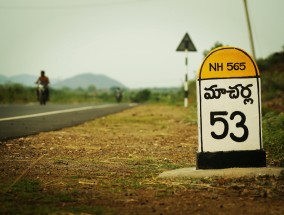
<box><xmin>0</xmin><ymin>73</ymin><xmax>126</xmax><ymax>89</ymax></box>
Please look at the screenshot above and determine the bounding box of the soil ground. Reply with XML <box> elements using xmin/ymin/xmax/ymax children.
<box><xmin>0</xmin><ymin>104</ymin><xmax>283</xmax><ymax>214</ymax></box>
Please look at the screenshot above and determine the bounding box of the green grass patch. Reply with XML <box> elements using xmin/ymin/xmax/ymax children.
<box><xmin>0</xmin><ymin>179</ymin><xmax>114</xmax><ymax>214</ymax></box>
<box><xmin>262</xmin><ymin>112</ymin><xmax>284</xmax><ymax>165</ymax></box>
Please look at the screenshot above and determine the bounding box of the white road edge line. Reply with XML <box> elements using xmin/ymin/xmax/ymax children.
<box><xmin>0</xmin><ymin>104</ymin><xmax>117</xmax><ymax>122</ymax></box>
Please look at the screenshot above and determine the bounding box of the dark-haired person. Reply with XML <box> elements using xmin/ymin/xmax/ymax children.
<box><xmin>35</xmin><ymin>70</ymin><xmax>50</xmax><ymax>101</ymax></box>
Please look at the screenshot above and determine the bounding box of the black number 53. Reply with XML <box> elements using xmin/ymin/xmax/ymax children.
<box><xmin>210</xmin><ymin>111</ymin><xmax>249</xmax><ymax>142</ymax></box>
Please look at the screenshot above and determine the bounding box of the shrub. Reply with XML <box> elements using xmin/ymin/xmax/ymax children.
<box><xmin>262</xmin><ymin>112</ymin><xmax>284</xmax><ymax>165</ymax></box>
<box><xmin>131</xmin><ymin>89</ymin><xmax>151</xmax><ymax>103</ymax></box>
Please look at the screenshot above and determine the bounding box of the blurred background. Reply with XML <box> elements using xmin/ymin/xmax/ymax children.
<box><xmin>0</xmin><ymin>0</ymin><xmax>283</xmax><ymax>106</ymax></box>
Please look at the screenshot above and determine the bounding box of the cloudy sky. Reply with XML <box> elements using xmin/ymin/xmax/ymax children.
<box><xmin>0</xmin><ymin>0</ymin><xmax>283</xmax><ymax>88</ymax></box>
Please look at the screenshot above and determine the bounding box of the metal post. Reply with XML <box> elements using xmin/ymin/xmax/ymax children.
<box><xmin>184</xmin><ymin>49</ymin><xmax>189</xmax><ymax>107</ymax></box>
<box><xmin>243</xmin><ymin>0</ymin><xmax>256</xmax><ymax>59</ymax></box>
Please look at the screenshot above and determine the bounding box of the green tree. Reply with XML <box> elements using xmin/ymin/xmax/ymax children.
<box><xmin>203</xmin><ymin>41</ymin><xmax>224</xmax><ymax>57</ymax></box>
<box><xmin>131</xmin><ymin>89</ymin><xmax>151</xmax><ymax>103</ymax></box>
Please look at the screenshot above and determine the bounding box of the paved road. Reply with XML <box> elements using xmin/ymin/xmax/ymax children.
<box><xmin>0</xmin><ymin>103</ymin><xmax>135</xmax><ymax>141</ymax></box>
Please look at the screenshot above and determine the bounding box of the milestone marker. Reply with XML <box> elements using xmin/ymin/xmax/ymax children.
<box><xmin>196</xmin><ymin>47</ymin><xmax>266</xmax><ymax>169</ymax></box>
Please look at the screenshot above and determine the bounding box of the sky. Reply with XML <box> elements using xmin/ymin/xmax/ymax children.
<box><xmin>0</xmin><ymin>0</ymin><xmax>283</xmax><ymax>88</ymax></box>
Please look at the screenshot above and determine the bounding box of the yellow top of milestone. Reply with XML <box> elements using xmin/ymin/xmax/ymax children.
<box><xmin>198</xmin><ymin>47</ymin><xmax>260</xmax><ymax>80</ymax></box>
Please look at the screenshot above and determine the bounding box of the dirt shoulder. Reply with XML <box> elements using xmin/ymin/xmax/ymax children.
<box><xmin>0</xmin><ymin>104</ymin><xmax>283</xmax><ymax>214</ymax></box>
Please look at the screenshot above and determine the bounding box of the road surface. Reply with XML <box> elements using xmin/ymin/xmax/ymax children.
<box><xmin>0</xmin><ymin>103</ymin><xmax>134</xmax><ymax>141</ymax></box>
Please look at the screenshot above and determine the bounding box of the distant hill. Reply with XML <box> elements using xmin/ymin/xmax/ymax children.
<box><xmin>0</xmin><ymin>74</ymin><xmax>37</xmax><ymax>86</ymax></box>
<box><xmin>50</xmin><ymin>73</ymin><xmax>126</xmax><ymax>89</ymax></box>
<box><xmin>10</xmin><ymin>74</ymin><xmax>38</xmax><ymax>86</ymax></box>
<box><xmin>0</xmin><ymin>73</ymin><xmax>126</xmax><ymax>89</ymax></box>
<box><xmin>0</xmin><ymin>74</ymin><xmax>8</xmax><ymax>84</ymax></box>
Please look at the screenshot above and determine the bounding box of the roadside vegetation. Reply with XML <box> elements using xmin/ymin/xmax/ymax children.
<box><xmin>257</xmin><ymin>49</ymin><xmax>284</xmax><ymax>165</ymax></box>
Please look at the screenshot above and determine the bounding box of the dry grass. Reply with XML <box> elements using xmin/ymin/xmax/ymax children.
<box><xmin>0</xmin><ymin>104</ymin><xmax>283</xmax><ymax>215</ymax></box>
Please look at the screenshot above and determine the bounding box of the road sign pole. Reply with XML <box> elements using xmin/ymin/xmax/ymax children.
<box><xmin>184</xmin><ymin>49</ymin><xmax>189</xmax><ymax>107</ymax></box>
<box><xmin>176</xmin><ymin>33</ymin><xmax>197</xmax><ymax>108</ymax></box>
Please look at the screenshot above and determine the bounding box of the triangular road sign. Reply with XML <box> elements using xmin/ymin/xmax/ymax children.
<box><xmin>176</xmin><ymin>33</ymin><xmax>197</xmax><ymax>52</ymax></box>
